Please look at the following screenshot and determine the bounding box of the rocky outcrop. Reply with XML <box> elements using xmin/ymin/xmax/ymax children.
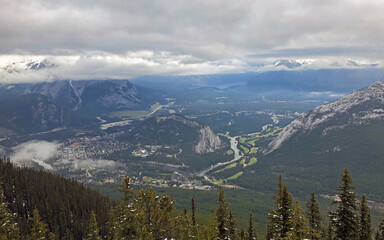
<box><xmin>194</xmin><ymin>126</ymin><xmax>224</xmax><ymax>154</ymax></box>
<box><xmin>266</xmin><ymin>81</ymin><xmax>384</xmax><ymax>153</ymax></box>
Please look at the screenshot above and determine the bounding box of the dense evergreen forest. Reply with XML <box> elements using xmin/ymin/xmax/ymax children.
<box><xmin>1</xmin><ymin>158</ymin><xmax>384</xmax><ymax>239</ymax></box>
<box><xmin>0</xmin><ymin>158</ymin><xmax>114</xmax><ymax>239</ymax></box>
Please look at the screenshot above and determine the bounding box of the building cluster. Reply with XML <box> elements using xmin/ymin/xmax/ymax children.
<box><xmin>59</xmin><ymin>134</ymin><xmax>129</xmax><ymax>161</ymax></box>
<box><xmin>131</xmin><ymin>145</ymin><xmax>162</xmax><ymax>158</ymax></box>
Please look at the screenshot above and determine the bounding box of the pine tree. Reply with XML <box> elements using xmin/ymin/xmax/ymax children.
<box><xmin>240</xmin><ymin>227</ymin><xmax>246</xmax><ymax>240</ymax></box>
<box><xmin>135</xmin><ymin>188</ymin><xmax>174</xmax><ymax>239</ymax></box>
<box><xmin>290</xmin><ymin>200</ymin><xmax>309</xmax><ymax>240</ymax></box>
<box><xmin>247</xmin><ymin>213</ymin><xmax>257</xmax><ymax>240</ymax></box>
<box><xmin>376</xmin><ymin>216</ymin><xmax>384</xmax><ymax>240</ymax></box>
<box><xmin>267</xmin><ymin>174</ymin><xmax>283</xmax><ymax>239</ymax></box>
<box><xmin>359</xmin><ymin>195</ymin><xmax>372</xmax><ymax>240</ymax></box>
<box><xmin>116</xmin><ymin>176</ymin><xmax>137</xmax><ymax>238</ymax></box>
<box><xmin>29</xmin><ymin>208</ymin><xmax>48</xmax><ymax>240</ymax></box>
<box><xmin>327</xmin><ymin>219</ymin><xmax>334</xmax><ymax>240</ymax></box>
<box><xmin>265</xmin><ymin>222</ymin><xmax>273</xmax><ymax>240</ymax></box>
<box><xmin>376</xmin><ymin>230</ymin><xmax>382</xmax><ymax>240</ymax></box>
<box><xmin>204</xmin><ymin>208</ymin><xmax>219</xmax><ymax>240</ymax></box>
<box><xmin>191</xmin><ymin>197</ymin><xmax>198</xmax><ymax>237</ymax></box>
<box><xmin>0</xmin><ymin>179</ymin><xmax>19</xmax><ymax>240</ymax></box>
<box><xmin>216</xmin><ymin>186</ymin><xmax>230</xmax><ymax>240</ymax></box>
<box><xmin>266</xmin><ymin>174</ymin><xmax>294</xmax><ymax>240</ymax></box>
<box><xmin>176</xmin><ymin>208</ymin><xmax>194</xmax><ymax>240</ymax></box>
<box><xmin>306</xmin><ymin>192</ymin><xmax>323</xmax><ymax>239</ymax></box>
<box><xmin>228</xmin><ymin>210</ymin><xmax>238</xmax><ymax>240</ymax></box>
<box><xmin>192</xmin><ymin>197</ymin><xmax>197</xmax><ymax>227</ymax></box>
<box><xmin>332</xmin><ymin>168</ymin><xmax>358</xmax><ymax>240</ymax></box>
<box><xmin>84</xmin><ymin>211</ymin><xmax>102</xmax><ymax>240</ymax></box>
<box><xmin>118</xmin><ymin>176</ymin><xmax>135</xmax><ymax>203</ymax></box>
<box><xmin>107</xmin><ymin>208</ymin><xmax>123</xmax><ymax>240</ymax></box>
<box><xmin>280</xmin><ymin>185</ymin><xmax>294</xmax><ymax>239</ymax></box>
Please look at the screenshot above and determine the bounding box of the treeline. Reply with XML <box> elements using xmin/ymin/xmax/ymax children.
<box><xmin>2</xmin><ymin>158</ymin><xmax>384</xmax><ymax>239</ymax></box>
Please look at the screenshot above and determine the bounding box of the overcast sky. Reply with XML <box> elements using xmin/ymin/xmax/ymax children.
<box><xmin>1</xmin><ymin>0</ymin><xmax>384</xmax><ymax>82</ymax></box>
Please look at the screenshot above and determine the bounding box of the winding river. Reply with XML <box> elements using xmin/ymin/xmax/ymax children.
<box><xmin>196</xmin><ymin>135</ymin><xmax>242</xmax><ymax>177</ymax></box>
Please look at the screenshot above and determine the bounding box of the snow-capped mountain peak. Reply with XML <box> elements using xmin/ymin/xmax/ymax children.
<box><xmin>2</xmin><ymin>58</ymin><xmax>56</xmax><ymax>74</ymax></box>
<box><xmin>272</xmin><ymin>59</ymin><xmax>314</xmax><ymax>69</ymax></box>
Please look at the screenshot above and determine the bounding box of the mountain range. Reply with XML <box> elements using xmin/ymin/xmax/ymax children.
<box><xmin>0</xmin><ymin>79</ymin><xmax>156</xmax><ymax>112</ymax></box>
<box><xmin>2</xmin><ymin>58</ymin><xmax>384</xmax><ymax>107</ymax></box>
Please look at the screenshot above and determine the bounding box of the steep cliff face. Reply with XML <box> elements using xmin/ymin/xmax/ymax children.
<box><xmin>266</xmin><ymin>81</ymin><xmax>384</xmax><ymax>153</ymax></box>
<box><xmin>194</xmin><ymin>126</ymin><xmax>224</xmax><ymax>154</ymax></box>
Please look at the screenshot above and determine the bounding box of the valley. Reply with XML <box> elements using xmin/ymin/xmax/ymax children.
<box><xmin>3</xmin><ymin>75</ymin><xmax>384</xmax><ymax>237</ymax></box>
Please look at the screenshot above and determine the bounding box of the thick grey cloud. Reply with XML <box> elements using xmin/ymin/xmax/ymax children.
<box><xmin>0</xmin><ymin>0</ymin><xmax>384</xmax><ymax>81</ymax></box>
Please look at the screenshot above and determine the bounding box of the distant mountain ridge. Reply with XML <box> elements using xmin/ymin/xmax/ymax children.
<box><xmin>0</xmin><ymin>79</ymin><xmax>152</xmax><ymax>111</ymax></box>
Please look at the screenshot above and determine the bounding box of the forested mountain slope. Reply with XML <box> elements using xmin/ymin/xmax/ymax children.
<box><xmin>0</xmin><ymin>158</ymin><xmax>114</xmax><ymax>239</ymax></box>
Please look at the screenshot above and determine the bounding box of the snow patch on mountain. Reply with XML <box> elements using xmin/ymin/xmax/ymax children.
<box><xmin>2</xmin><ymin>58</ymin><xmax>56</xmax><ymax>74</ymax></box>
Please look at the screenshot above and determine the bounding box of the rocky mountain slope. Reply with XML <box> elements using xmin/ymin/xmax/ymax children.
<box><xmin>267</xmin><ymin>81</ymin><xmax>384</xmax><ymax>153</ymax></box>
<box><xmin>233</xmin><ymin>81</ymin><xmax>384</xmax><ymax>200</ymax></box>
<box><xmin>0</xmin><ymin>79</ymin><xmax>151</xmax><ymax>111</ymax></box>
<box><xmin>0</xmin><ymin>94</ymin><xmax>72</xmax><ymax>136</ymax></box>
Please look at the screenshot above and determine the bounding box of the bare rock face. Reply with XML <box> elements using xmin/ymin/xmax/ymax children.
<box><xmin>266</xmin><ymin>81</ymin><xmax>384</xmax><ymax>153</ymax></box>
<box><xmin>194</xmin><ymin>125</ymin><xmax>224</xmax><ymax>154</ymax></box>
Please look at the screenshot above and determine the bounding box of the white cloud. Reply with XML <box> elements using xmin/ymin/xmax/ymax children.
<box><xmin>0</xmin><ymin>53</ymin><xmax>382</xmax><ymax>83</ymax></box>
<box><xmin>0</xmin><ymin>52</ymin><xmax>255</xmax><ymax>83</ymax></box>
<box><xmin>10</xmin><ymin>140</ymin><xmax>60</xmax><ymax>170</ymax></box>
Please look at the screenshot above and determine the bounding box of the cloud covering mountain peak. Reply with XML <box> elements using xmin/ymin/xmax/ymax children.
<box><xmin>1</xmin><ymin>0</ymin><xmax>384</xmax><ymax>81</ymax></box>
